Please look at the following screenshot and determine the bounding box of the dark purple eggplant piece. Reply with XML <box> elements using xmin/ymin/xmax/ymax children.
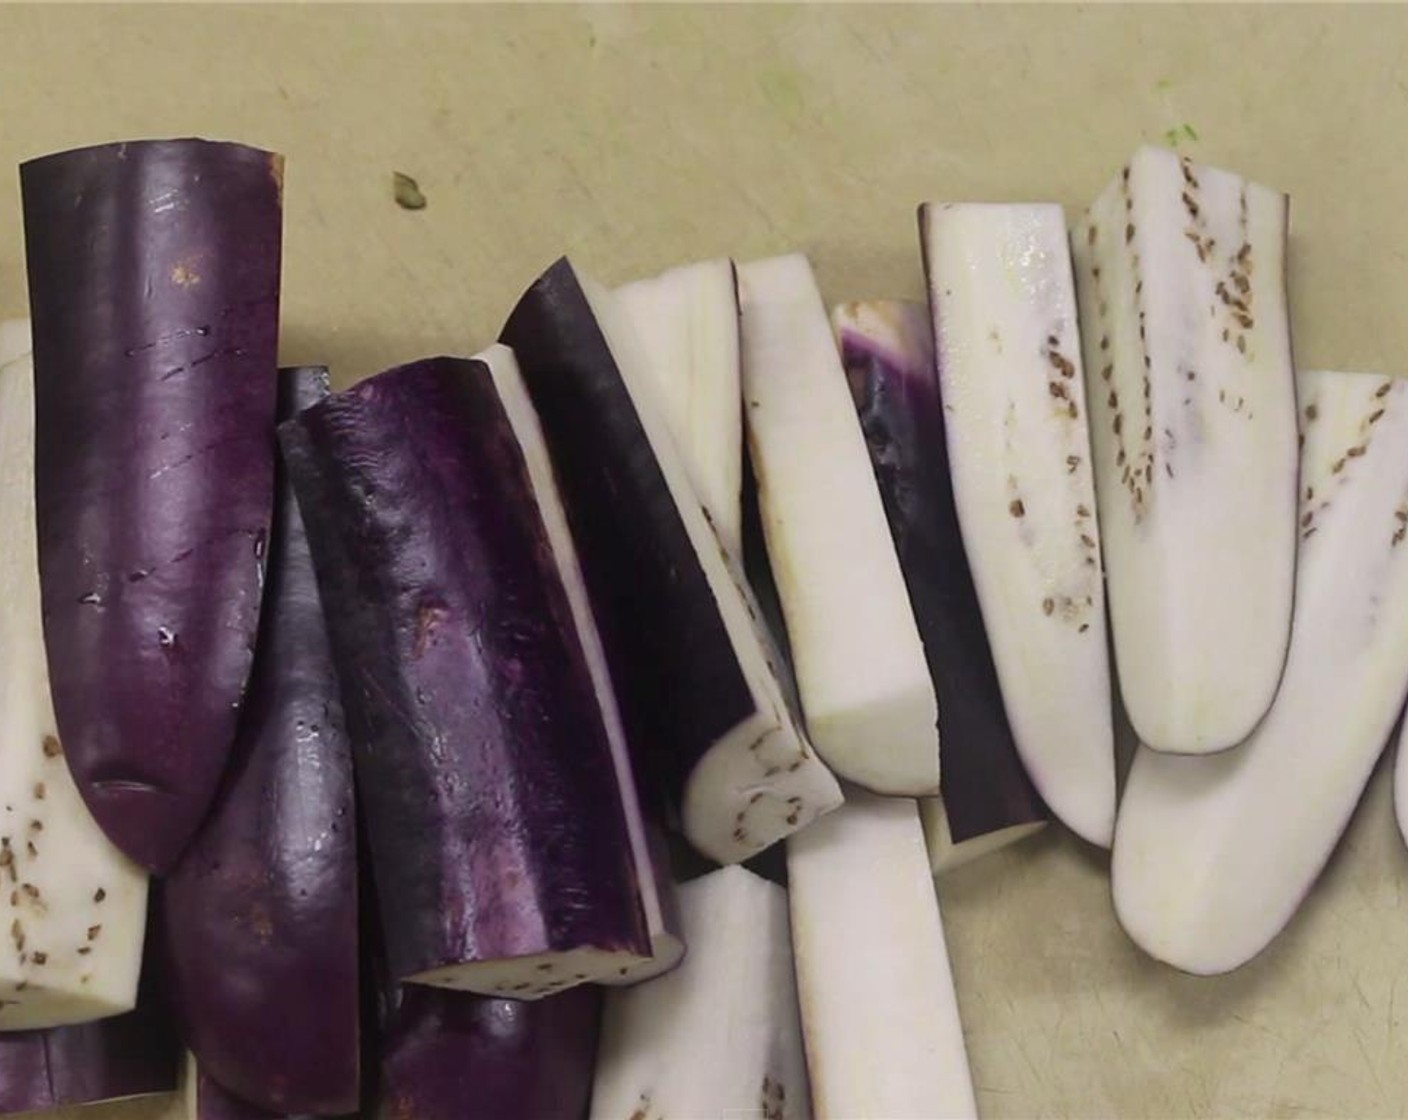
<box><xmin>279</xmin><ymin>353</ymin><xmax>649</xmax><ymax>996</ymax></box>
<box><xmin>163</xmin><ymin>367</ymin><xmax>358</xmax><ymax>1115</ymax></box>
<box><xmin>20</xmin><ymin>139</ymin><xmax>283</xmax><ymax>873</ymax></box>
<box><xmin>0</xmin><ymin>963</ymin><xmax>179</xmax><ymax>1115</ymax></box>
<box><xmin>379</xmin><ymin>986</ymin><xmax>600</xmax><ymax>1120</ymax></box>
<box><xmin>500</xmin><ymin>258</ymin><xmax>841</xmax><ymax>865</ymax></box>
<box><xmin>833</xmin><ymin>301</ymin><xmax>1048</xmax><ymax>868</ymax></box>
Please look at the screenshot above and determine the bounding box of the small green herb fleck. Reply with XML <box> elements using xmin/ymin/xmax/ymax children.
<box><xmin>1183</xmin><ymin>122</ymin><xmax>1199</xmax><ymax>141</ymax></box>
<box><xmin>393</xmin><ymin>172</ymin><xmax>427</xmax><ymax>211</ymax></box>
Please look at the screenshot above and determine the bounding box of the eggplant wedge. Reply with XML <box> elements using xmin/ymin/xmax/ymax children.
<box><xmin>281</xmin><ymin>350</ymin><xmax>655</xmax><ymax>996</ymax></box>
<box><xmin>164</xmin><ymin>368</ymin><xmax>359</xmax><ymax>1114</ymax></box>
<box><xmin>21</xmin><ymin>139</ymin><xmax>284</xmax><ymax>871</ymax></box>
<box><xmin>502</xmin><ymin>258</ymin><xmax>842</xmax><ymax>865</ymax></box>
<box><xmin>1070</xmin><ymin>147</ymin><xmax>1298</xmax><ymax>754</ymax></box>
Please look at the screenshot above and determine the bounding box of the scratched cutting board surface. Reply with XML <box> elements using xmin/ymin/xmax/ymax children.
<box><xmin>3</xmin><ymin>4</ymin><xmax>1408</xmax><ymax>1118</ymax></box>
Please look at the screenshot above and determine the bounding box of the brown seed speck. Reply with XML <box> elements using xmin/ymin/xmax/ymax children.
<box><xmin>1042</xmin><ymin>598</ymin><xmax>1055</xmax><ymax>616</ymax></box>
<box><xmin>93</xmin><ymin>889</ymin><xmax>106</xmax><ymax>904</ymax></box>
<box><xmin>77</xmin><ymin>947</ymin><xmax>91</xmax><ymax>956</ymax></box>
<box><xmin>1077</xmin><ymin>504</ymin><xmax>1091</xmax><ymax>517</ymax></box>
<box><xmin>1377</xmin><ymin>381</ymin><xmax>1394</xmax><ymax>398</ymax></box>
<box><xmin>1100</xmin><ymin>335</ymin><xmax>1109</xmax><ymax>351</ymax></box>
<box><xmin>40</xmin><ymin>737</ymin><xmax>60</xmax><ymax>759</ymax></box>
<box><xmin>1125</xmin><ymin>223</ymin><xmax>1135</xmax><ymax>243</ymax></box>
<box><xmin>1009</xmin><ymin>499</ymin><xmax>1026</xmax><ymax>518</ymax></box>
<box><xmin>1087</xmin><ymin>226</ymin><xmax>1097</xmax><ymax>245</ymax></box>
<box><xmin>1113</xmin><ymin>414</ymin><xmax>1123</xmax><ymax>435</ymax></box>
<box><xmin>1068</xmin><ymin>401</ymin><xmax>1078</xmax><ymax>419</ymax></box>
<box><xmin>1165</xmin><ymin>462</ymin><xmax>1174</xmax><ymax>479</ymax></box>
<box><xmin>1101</xmin><ymin>364</ymin><xmax>1113</xmax><ymax>381</ymax></box>
<box><xmin>1081</xmin><ymin>534</ymin><xmax>1096</xmax><ymax>548</ymax></box>
<box><xmin>31</xmin><ymin>785</ymin><xmax>43</xmax><ymax>802</ymax></box>
<box><xmin>30</xmin><ymin>952</ymin><xmax>45</xmax><ymax>966</ymax></box>
<box><xmin>1370</xmin><ymin>409</ymin><xmax>1386</xmax><ymax>424</ymax></box>
<box><xmin>87</xmin><ymin>925</ymin><xmax>101</xmax><ymax>941</ymax></box>
<box><xmin>1145</xmin><ymin>463</ymin><xmax>1153</xmax><ymax>483</ymax></box>
<box><xmin>24</xmin><ymin>843</ymin><xmax>35</xmax><ymax>859</ymax></box>
<box><xmin>1079</xmin><ymin>623</ymin><xmax>1091</xmax><ymax>633</ymax></box>
<box><xmin>1108</xmin><ymin>390</ymin><xmax>1118</xmax><ymax>407</ymax></box>
<box><xmin>1117</xmin><ymin>449</ymin><xmax>1127</xmax><ymax>467</ymax></box>
<box><xmin>1048</xmin><ymin>381</ymin><xmax>1068</xmax><ymax>400</ymax></box>
<box><xmin>1348</xmin><ymin>445</ymin><xmax>1366</xmax><ymax>458</ymax></box>
<box><xmin>1306</xmin><ymin>403</ymin><xmax>1319</xmax><ymax>420</ymax></box>
<box><xmin>1067</xmin><ymin>455</ymin><xmax>1081</xmax><ymax>473</ymax></box>
<box><xmin>1301</xmin><ymin>511</ymin><xmax>1314</xmax><ymax>527</ymax></box>
<box><xmin>1333</xmin><ymin>458</ymin><xmax>1346</xmax><ymax>474</ymax></box>
<box><xmin>1236</xmin><ymin>335</ymin><xmax>1247</xmax><ymax>355</ymax></box>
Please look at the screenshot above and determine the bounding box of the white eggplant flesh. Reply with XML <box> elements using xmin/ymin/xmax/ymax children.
<box><xmin>1070</xmin><ymin>146</ymin><xmax>1298</xmax><ymax>754</ymax></box>
<box><xmin>590</xmin><ymin>865</ymin><xmax>809</xmax><ymax>1120</ymax></box>
<box><xmin>616</xmin><ymin>260</ymin><xmax>744</xmax><ymax>561</ymax></box>
<box><xmin>787</xmin><ymin>790</ymin><xmax>976</xmax><ymax>1120</ymax></box>
<box><xmin>1115</xmin><ymin>371</ymin><xmax>1408</xmax><ymax>975</ymax></box>
<box><xmin>481</xmin><ymin>343</ymin><xmax>683</xmax><ymax>984</ymax></box>
<box><xmin>739</xmin><ymin>255</ymin><xmax>940</xmax><ymax>797</ymax></box>
<box><xmin>921</xmin><ymin>204</ymin><xmax>1116</xmax><ymax>848</ymax></box>
<box><xmin>0</xmin><ymin>335</ymin><xmax>149</xmax><ymax>1030</ymax></box>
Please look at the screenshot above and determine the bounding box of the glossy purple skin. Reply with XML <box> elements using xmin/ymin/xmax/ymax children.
<box><xmin>20</xmin><ymin>139</ymin><xmax>283</xmax><ymax>872</ymax></box>
<box><xmin>164</xmin><ymin>368</ymin><xmax>359</xmax><ymax>1115</ymax></box>
<box><xmin>839</xmin><ymin>307</ymin><xmax>1048</xmax><ymax>843</ymax></box>
<box><xmin>0</xmin><ymin>981</ymin><xmax>179</xmax><ymax>1114</ymax></box>
<box><xmin>501</xmin><ymin>258</ymin><xmax>758</xmax><ymax>821</ymax></box>
<box><xmin>279</xmin><ymin>357</ymin><xmax>648</xmax><ymax>985</ymax></box>
<box><xmin>380</xmin><ymin>986</ymin><xmax>600</xmax><ymax>1120</ymax></box>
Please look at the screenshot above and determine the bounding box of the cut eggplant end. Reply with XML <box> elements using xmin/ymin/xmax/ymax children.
<box><xmin>921</xmin><ymin>202</ymin><xmax>1117</xmax><ymax>844</ymax></box>
<box><xmin>1069</xmin><ymin>147</ymin><xmax>1297</xmax><ymax>754</ymax></box>
<box><xmin>682</xmin><ymin>713</ymin><xmax>846</xmax><ymax>864</ymax></box>
<box><xmin>1113</xmin><ymin>370</ymin><xmax>1408</xmax><ymax>974</ymax></box>
<box><xmin>806</xmin><ymin>692</ymin><xmax>942</xmax><ymax>797</ymax></box>
<box><xmin>919</xmin><ymin>799</ymin><xmax>1047</xmax><ymax>875</ymax></box>
<box><xmin>740</xmin><ymin>254</ymin><xmax>941</xmax><ymax>798</ymax></box>
<box><xmin>596</xmin><ymin>931</ymin><xmax>687</xmax><ymax>988</ymax></box>
<box><xmin>407</xmin><ymin>946</ymin><xmax>648</xmax><ymax>1000</ymax></box>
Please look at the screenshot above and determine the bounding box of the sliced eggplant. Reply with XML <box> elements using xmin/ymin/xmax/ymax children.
<box><xmin>920</xmin><ymin>204</ymin><xmax>1116</xmax><ymax>847</ymax></box>
<box><xmin>1115</xmin><ymin>371</ymin><xmax>1408</xmax><ymax>975</ymax></box>
<box><xmin>0</xmin><ymin>963</ymin><xmax>178</xmax><ymax>1114</ymax></box>
<box><xmin>21</xmin><ymin>139</ymin><xmax>283</xmax><ymax>871</ymax></box>
<box><xmin>280</xmin><ymin>350</ymin><xmax>650</xmax><ymax>997</ymax></box>
<box><xmin>787</xmin><ymin>790</ymin><xmax>976</xmax><ymax>1120</ymax></box>
<box><xmin>0</xmin><ymin>335</ymin><xmax>148</xmax><ymax>1031</ymax></box>
<box><xmin>1070</xmin><ymin>146</ymin><xmax>1298</xmax><ymax>754</ymax></box>
<box><xmin>832</xmin><ymin>300</ymin><xmax>1049</xmax><ymax>871</ymax></box>
<box><xmin>616</xmin><ymin>259</ymin><xmax>744</xmax><ymax>559</ymax></box>
<box><xmin>488</xmin><ymin>344</ymin><xmax>682</xmax><ymax>985</ymax></box>
<box><xmin>379</xmin><ymin>986</ymin><xmax>601</xmax><ymax>1120</ymax></box>
<box><xmin>501</xmin><ymin>258</ymin><xmax>842</xmax><ymax>865</ymax></box>
<box><xmin>739</xmin><ymin>254</ymin><xmax>939</xmax><ymax>796</ymax></box>
<box><xmin>163</xmin><ymin>368</ymin><xmax>359</xmax><ymax>1113</ymax></box>
<box><xmin>590</xmin><ymin>865</ymin><xmax>809</xmax><ymax>1120</ymax></box>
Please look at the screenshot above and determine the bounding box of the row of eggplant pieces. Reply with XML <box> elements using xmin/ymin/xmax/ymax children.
<box><xmin>4</xmin><ymin>132</ymin><xmax>1399</xmax><ymax>1118</ymax></box>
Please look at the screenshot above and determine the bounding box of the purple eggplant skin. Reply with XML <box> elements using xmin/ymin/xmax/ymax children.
<box><xmin>20</xmin><ymin>139</ymin><xmax>284</xmax><ymax>873</ymax></box>
<box><xmin>278</xmin><ymin>357</ymin><xmax>648</xmax><ymax>988</ymax></box>
<box><xmin>379</xmin><ymin>986</ymin><xmax>601</xmax><ymax>1120</ymax></box>
<box><xmin>500</xmin><ymin>259</ymin><xmax>759</xmax><ymax>819</ymax></box>
<box><xmin>837</xmin><ymin>306</ymin><xmax>1048</xmax><ymax>844</ymax></box>
<box><xmin>163</xmin><ymin>366</ymin><xmax>359</xmax><ymax>1115</ymax></box>
<box><xmin>0</xmin><ymin>973</ymin><xmax>180</xmax><ymax>1115</ymax></box>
